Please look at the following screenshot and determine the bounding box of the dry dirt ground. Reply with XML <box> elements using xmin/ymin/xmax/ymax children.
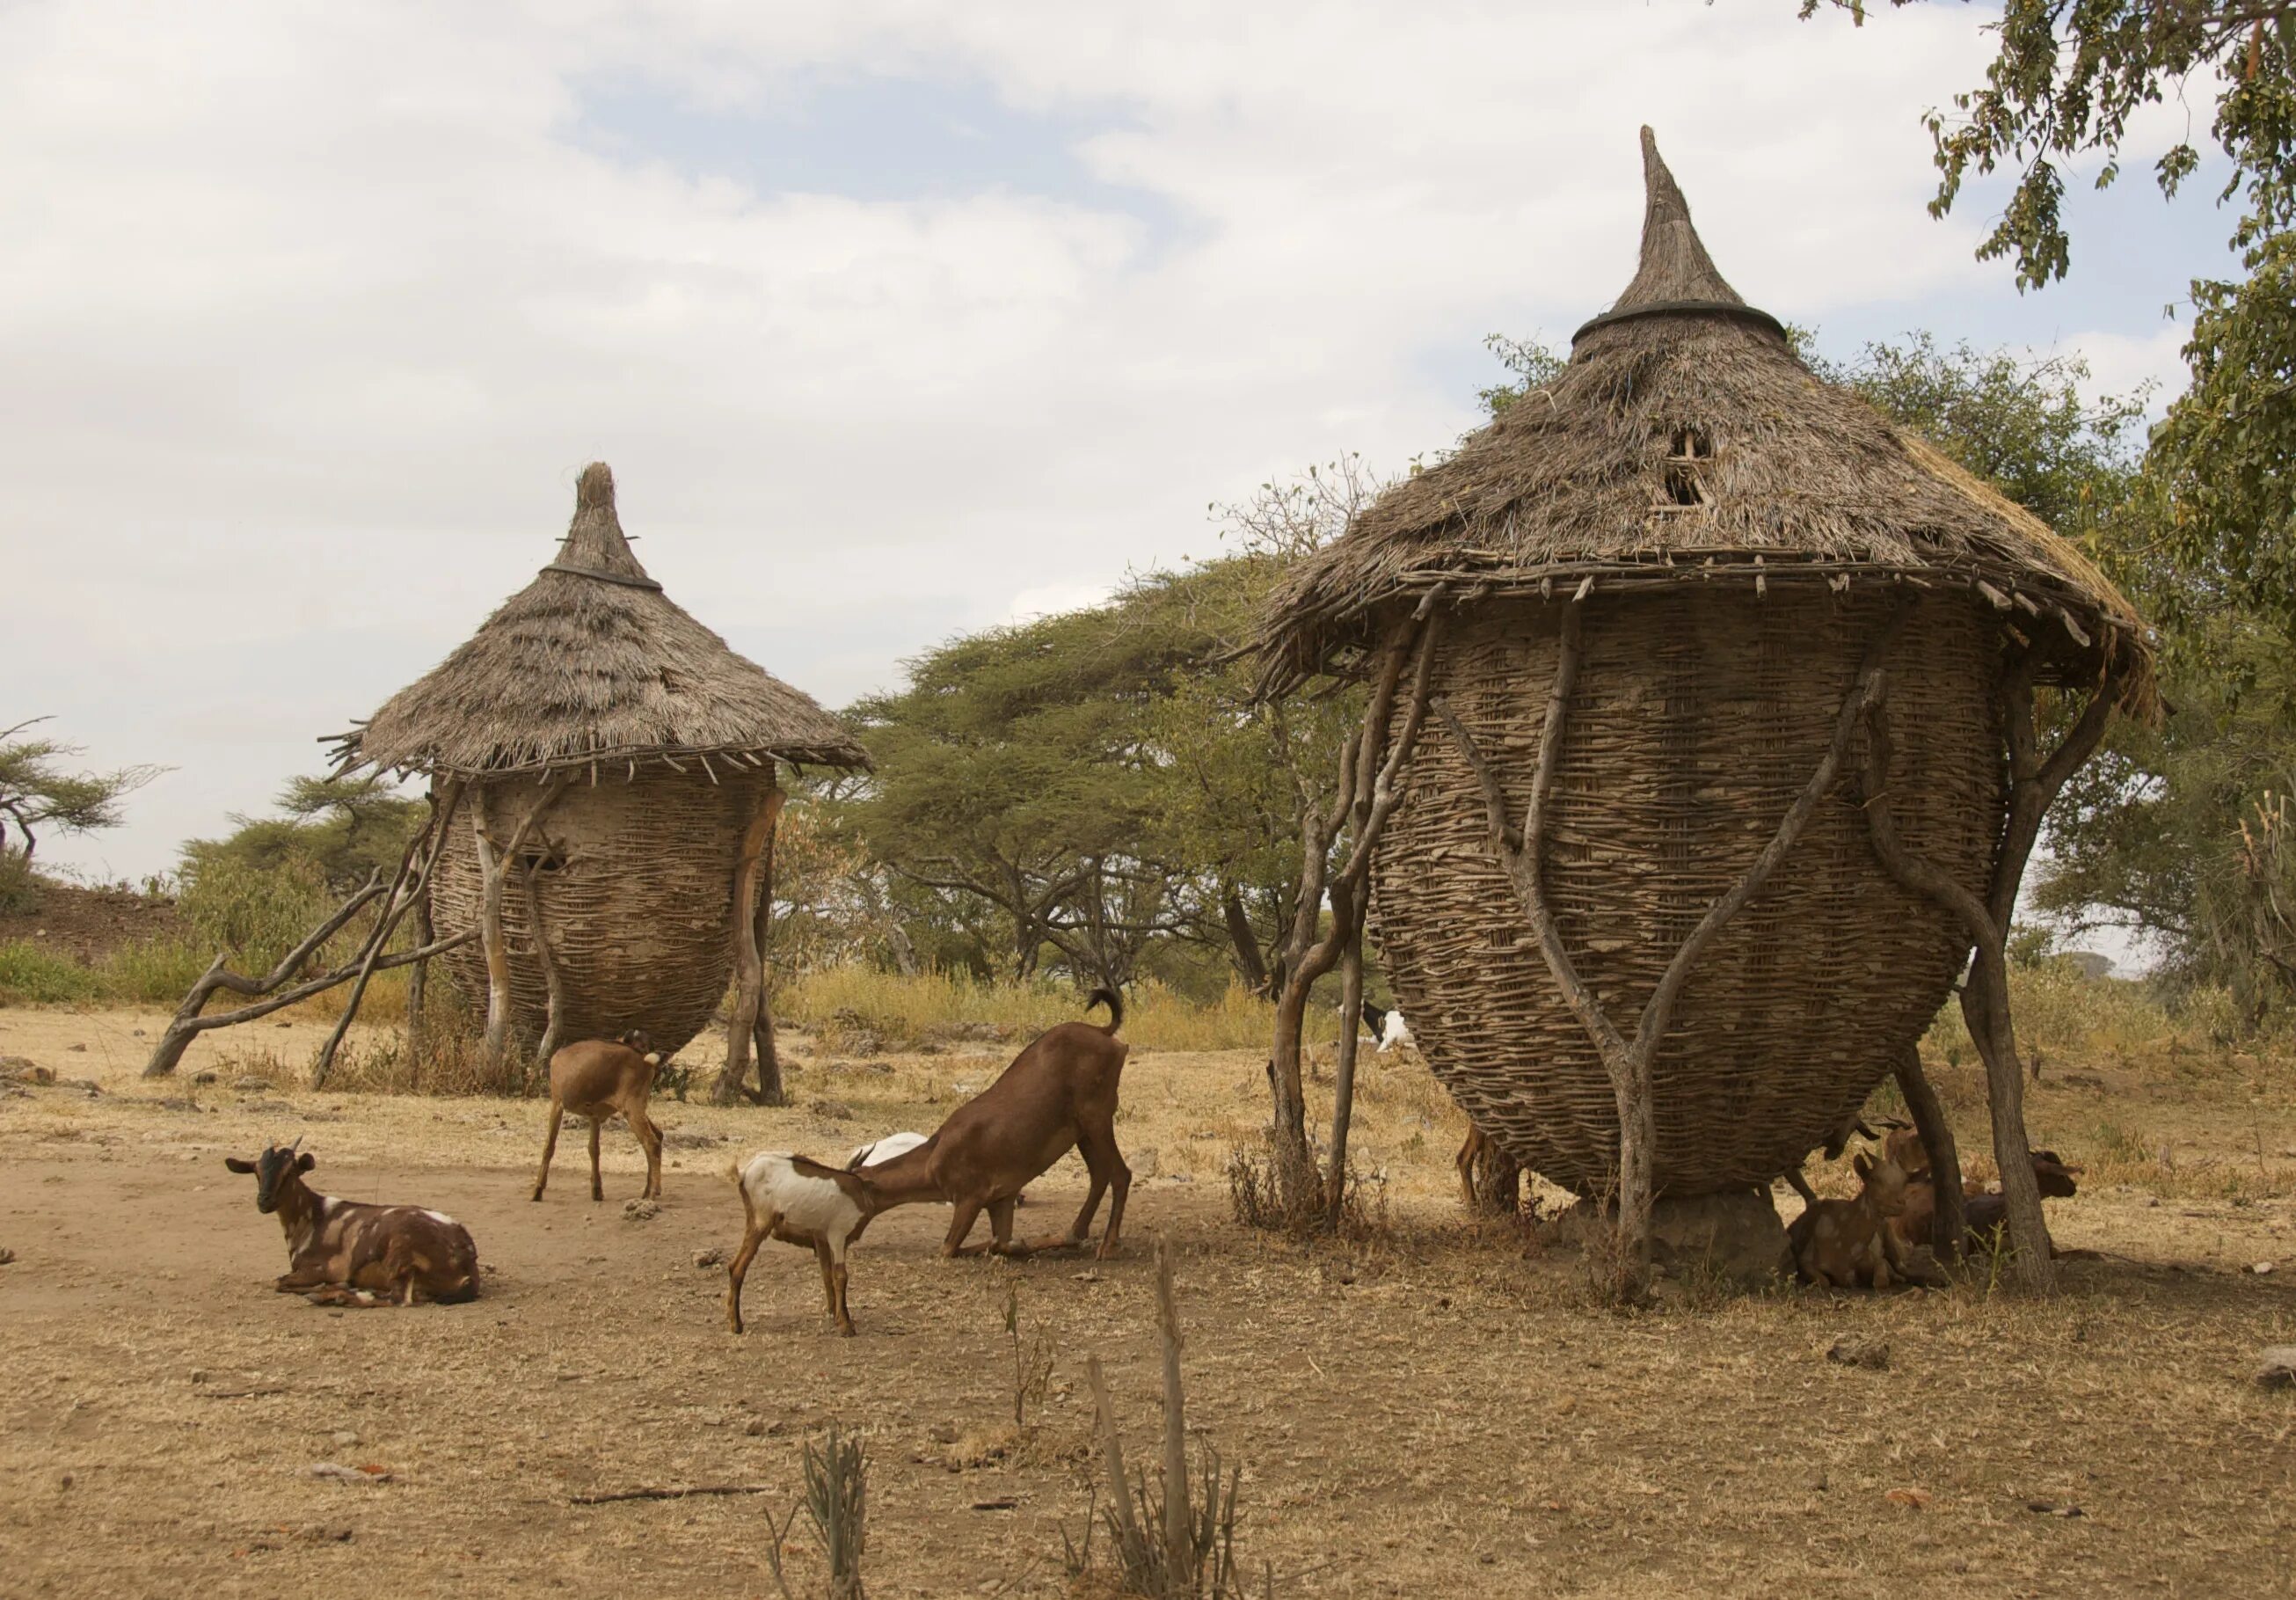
<box><xmin>1</xmin><ymin>1005</ymin><xmax>2292</xmax><ymax>1599</ymax></box>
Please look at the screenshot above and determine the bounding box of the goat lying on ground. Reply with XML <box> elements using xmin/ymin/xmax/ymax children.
<box><xmin>1889</xmin><ymin>1139</ymin><xmax>2082</xmax><ymax>1258</ymax></box>
<box><xmin>1788</xmin><ymin>1151</ymin><xmax>1921</xmax><ymax>1289</ymax></box>
<box><xmin>533</xmin><ymin>1029</ymin><xmax>661</xmax><ymax>1202</ymax></box>
<box><xmin>224</xmin><ymin>1143</ymin><xmax>477</xmax><ymax>1306</ymax></box>
<box><xmin>1359</xmin><ymin>1001</ymin><xmax>1416</xmax><ymax>1055</ymax></box>
<box><xmin>849</xmin><ymin>988</ymin><xmax>1133</xmax><ymax>1260</ymax></box>
<box><xmin>725</xmin><ymin>1151</ymin><xmax>873</xmax><ymax>1336</ymax></box>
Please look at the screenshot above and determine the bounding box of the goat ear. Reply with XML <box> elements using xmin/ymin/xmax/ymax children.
<box><xmin>1852</xmin><ymin>1152</ymin><xmax>1874</xmax><ymax>1180</ymax></box>
<box><xmin>295</xmin><ymin>1152</ymin><xmax>317</xmax><ymax>1173</ymax></box>
<box><xmin>223</xmin><ymin>1157</ymin><xmax>255</xmax><ymax>1173</ymax></box>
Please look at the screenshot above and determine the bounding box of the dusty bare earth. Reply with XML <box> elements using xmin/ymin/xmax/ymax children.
<box><xmin>0</xmin><ymin>1005</ymin><xmax>2292</xmax><ymax>1599</ymax></box>
<box><xmin>0</xmin><ymin>882</ymin><xmax>183</xmax><ymax>963</ymax></box>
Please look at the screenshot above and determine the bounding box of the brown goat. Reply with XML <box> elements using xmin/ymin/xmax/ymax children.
<box><xmin>532</xmin><ymin>1028</ymin><xmax>662</xmax><ymax>1202</ymax></box>
<box><xmin>1788</xmin><ymin>1151</ymin><xmax>1919</xmax><ymax>1289</ymax></box>
<box><xmin>852</xmin><ymin>989</ymin><xmax>1131</xmax><ymax>1259</ymax></box>
<box><xmin>224</xmin><ymin>1143</ymin><xmax>477</xmax><ymax>1306</ymax></box>
<box><xmin>1893</xmin><ymin>1147</ymin><xmax>2081</xmax><ymax>1257</ymax></box>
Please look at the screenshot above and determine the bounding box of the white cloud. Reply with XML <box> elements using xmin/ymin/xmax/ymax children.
<box><xmin>0</xmin><ymin>0</ymin><xmax>2215</xmax><ymax>879</ymax></box>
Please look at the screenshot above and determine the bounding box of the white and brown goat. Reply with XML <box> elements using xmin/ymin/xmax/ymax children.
<box><xmin>532</xmin><ymin>1028</ymin><xmax>662</xmax><ymax>1202</ymax></box>
<box><xmin>725</xmin><ymin>1151</ymin><xmax>877</xmax><ymax>1336</ymax></box>
<box><xmin>224</xmin><ymin>1143</ymin><xmax>477</xmax><ymax>1306</ymax></box>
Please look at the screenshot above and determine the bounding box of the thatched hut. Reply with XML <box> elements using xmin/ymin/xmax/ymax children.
<box><xmin>330</xmin><ymin>463</ymin><xmax>868</xmax><ymax>1089</ymax></box>
<box><xmin>1254</xmin><ymin>131</ymin><xmax>2151</xmax><ymax>1281</ymax></box>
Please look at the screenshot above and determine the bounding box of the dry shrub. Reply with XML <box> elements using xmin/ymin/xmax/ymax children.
<box><xmin>318</xmin><ymin>1009</ymin><xmax>524</xmax><ymax>1097</ymax></box>
<box><xmin>1223</xmin><ymin>1138</ymin><xmax>1389</xmax><ymax>1242</ymax></box>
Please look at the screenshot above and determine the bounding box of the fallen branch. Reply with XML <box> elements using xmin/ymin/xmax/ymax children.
<box><xmin>571</xmin><ymin>1484</ymin><xmax>778</xmax><ymax>1505</ymax></box>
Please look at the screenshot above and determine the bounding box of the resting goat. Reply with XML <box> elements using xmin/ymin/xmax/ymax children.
<box><xmin>532</xmin><ymin>1028</ymin><xmax>662</xmax><ymax>1203</ymax></box>
<box><xmin>1890</xmin><ymin>1143</ymin><xmax>2081</xmax><ymax>1258</ymax></box>
<box><xmin>1359</xmin><ymin>1001</ymin><xmax>1416</xmax><ymax>1055</ymax></box>
<box><xmin>851</xmin><ymin>989</ymin><xmax>1132</xmax><ymax>1259</ymax></box>
<box><xmin>1788</xmin><ymin>1151</ymin><xmax>1920</xmax><ymax>1289</ymax></box>
<box><xmin>224</xmin><ymin>1143</ymin><xmax>477</xmax><ymax>1307</ymax></box>
<box><xmin>725</xmin><ymin>1151</ymin><xmax>874</xmax><ymax>1337</ymax></box>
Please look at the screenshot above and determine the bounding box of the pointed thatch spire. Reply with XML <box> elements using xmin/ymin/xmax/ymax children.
<box><xmin>1612</xmin><ymin>126</ymin><xmax>1746</xmax><ymax>311</ymax></box>
<box><xmin>549</xmin><ymin>462</ymin><xmax>658</xmax><ymax>588</ymax></box>
<box><xmin>333</xmin><ymin>463</ymin><xmax>870</xmax><ymax>778</ymax></box>
<box><xmin>1574</xmin><ymin>128</ymin><xmax>1783</xmax><ymax>345</ymax></box>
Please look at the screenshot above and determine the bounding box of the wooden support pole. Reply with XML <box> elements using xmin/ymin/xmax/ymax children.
<box><xmin>1323</xmin><ymin>908</ymin><xmax>1366</xmax><ymax>1227</ymax></box>
<box><xmin>716</xmin><ymin>780</ymin><xmax>786</xmax><ymax>1107</ymax></box>
<box><xmin>1891</xmin><ymin>1043</ymin><xmax>1966</xmax><ymax>1260</ymax></box>
<box><xmin>1154</xmin><ymin>1239</ymin><xmax>1191</xmax><ymax>1589</ymax></box>
<box><xmin>521</xmin><ymin>849</ymin><xmax>567</xmax><ymax>1071</ymax></box>
<box><xmin>476</xmin><ymin>777</ymin><xmax>571</xmax><ymax>1064</ymax></box>
<box><xmin>313</xmin><ymin>782</ymin><xmax>463</xmax><ymax>1088</ymax></box>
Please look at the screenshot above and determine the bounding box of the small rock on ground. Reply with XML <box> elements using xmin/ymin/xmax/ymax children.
<box><xmin>1826</xmin><ymin>1335</ymin><xmax>1891</xmax><ymax>1370</ymax></box>
<box><xmin>2256</xmin><ymin>1346</ymin><xmax>2296</xmax><ymax>1389</ymax></box>
<box><xmin>622</xmin><ymin>1199</ymin><xmax>661</xmax><ymax>1223</ymax></box>
<box><xmin>693</xmin><ymin>1246</ymin><xmax>725</xmax><ymax>1268</ymax></box>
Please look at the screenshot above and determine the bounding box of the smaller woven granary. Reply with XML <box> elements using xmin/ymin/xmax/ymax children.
<box><xmin>1254</xmin><ymin>131</ymin><xmax>2153</xmax><ymax>1204</ymax></box>
<box><xmin>332</xmin><ymin>464</ymin><xmax>867</xmax><ymax>1067</ymax></box>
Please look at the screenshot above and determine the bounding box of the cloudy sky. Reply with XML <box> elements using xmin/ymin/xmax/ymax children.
<box><xmin>6</xmin><ymin>0</ymin><xmax>2237</xmax><ymax>885</ymax></box>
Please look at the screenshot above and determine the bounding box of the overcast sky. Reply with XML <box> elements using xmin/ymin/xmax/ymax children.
<box><xmin>7</xmin><ymin>0</ymin><xmax>2237</xmax><ymax>893</ymax></box>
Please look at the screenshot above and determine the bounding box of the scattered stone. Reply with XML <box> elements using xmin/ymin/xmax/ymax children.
<box><xmin>132</xmin><ymin>1028</ymin><xmax>145</xmax><ymax>1037</ymax></box>
<box><xmin>0</xmin><ymin>1248</ymin><xmax>15</xmax><ymax>1267</ymax></box>
<box><xmin>332</xmin><ymin>1430</ymin><xmax>360</xmax><ymax>1448</ymax></box>
<box><xmin>193</xmin><ymin>1071</ymin><xmax>217</xmax><ymax>1085</ymax></box>
<box><xmin>231</xmin><ymin>1078</ymin><xmax>273</xmax><ymax>1092</ymax></box>
<box><xmin>747</xmin><ymin>1417</ymin><xmax>786</xmax><ymax>1437</ymax></box>
<box><xmin>808</xmin><ymin>1100</ymin><xmax>854</xmax><ymax>1121</ymax></box>
<box><xmin>622</xmin><ymin>1199</ymin><xmax>661</xmax><ymax>1223</ymax></box>
<box><xmin>1807</xmin><ymin>1468</ymin><xmax>1829</xmax><ymax>1493</ymax></box>
<box><xmin>2251</xmin><ymin>1260</ymin><xmax>2277</xmax><ymax>1275</ymax></box>
<box><xmin>58</xmin><ymin>1472</ymin><xmax>73</xmax><ymax>1490</ymax></box>
<box><xmin>2256</xmin><ymin>1346</ymin><xmax>2296</xmax><ymax>1389</ymax></box>
<box><xmin>1168</xmin><ymin>1173</ymin><xmax>1194</xmax><ymax>1185</ymax></box>
<box><xmin>68</xmin><ymin>1044</ymin><xmax>85</xmax><ymax>1053</ymax></box>
<box><xmin>928</xmin><ymin>1423</ymin><xmax>958</xmax><ymax>1445</ymax></box>
<box><xmin>694</xmin><ymin>1246</ymin><xmax>725</xmax><ymax>1269</ymax></box>
<box><xmin>2025</xmin><ymin>1501</ymin><xmax>2086</xmax><ymax>1517</ymax></box>
<box><xmin>190</xmin><ymin>1369</ymin><xmax>208</xmax><ymax>1384</ymax></box>
<box><xmin>662</xmin><ymin>1130</ymin><xmax>722</xmax><ymax>1150</ymax></box>
<box><xmin>306</xmin><ymin>1463</ymin><xmax>390</xmax><ymax>1486</ymax></box>
<box><xmin>1826</xmin><ymin>1335</ymin><xmax>1891</xmax><ymax>1370</ymax></box>
<box><xmin>1131</xmin><ymin>1149</ymin><xmax>1161</xmax><ymax>1180</ymax></box>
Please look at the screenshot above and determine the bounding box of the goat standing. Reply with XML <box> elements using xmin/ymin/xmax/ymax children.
<box><xmin>725</xmin><ymin>1151</ymin><xmax>874</xmax><ymax>1336</ymax></box>
<box><xmin>855</xmin><ymin>988</ymin><xmax>1132</xmax><ymax>1260</ymax></box>
<box><xmin>223</xmin><ymin>1143</ymin><xmax>477</xmax><ymax>1306</ymax></box>
<box><xmin>532</xmin><ymin>1028</ymin><xmax>662</xmax><ymax>1202</ymax></box>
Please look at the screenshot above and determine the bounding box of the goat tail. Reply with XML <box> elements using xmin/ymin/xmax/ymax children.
<box><xmin>723</xmin><ymin>1158</ymin><xmax>744</xmax><ymax>1189</ymax></box>
<box><xmin>1084</xmin><ymin>986</ymin><xmax>1124</xmax><ymax>1034</ymax></box>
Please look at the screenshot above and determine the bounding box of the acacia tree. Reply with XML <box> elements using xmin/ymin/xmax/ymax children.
<box><xmin>1811</xmin><ymin>0</ymin><xmax>2296</xmax><ymax>637</ymax></box>
<box><xmin>0</xmin><ymin>718</ymin><xmax>163</xmax><ymax>884</ymax></box>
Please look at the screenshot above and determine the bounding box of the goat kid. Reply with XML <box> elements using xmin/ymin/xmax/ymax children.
<box><xmin>846</xmin><ymin>1130</ymin><xmax>929</xmax><ymax>1170</ymax></box>
<box><xmin>851</xmin><ymin>988</ymin><xmax>1132</xmax><ymax>1260</ymax></box>
<box><xmin>1891</xmin><ymin>1145</ymin><xmax>2081</xmax><ymax>1258</ymax></box>
<box><xmin>533</xmin><ymin>1028</ymin><xmax>662</xmax><ymax>1202</ymax></box>
<box><xmin>224</xmin><ymin>1143</ymin><xmax>477</xmax><ymax>1307</ymax></box>
<box><xmin>1788</xmin><ymin>1151</ymin><xmax>1920</xmax><ymax>1289</ymax></box>
<box><xmin>725</xmin><ymin>1151</ymin><xmax>874</xmax><ymax>1336</ymax></box>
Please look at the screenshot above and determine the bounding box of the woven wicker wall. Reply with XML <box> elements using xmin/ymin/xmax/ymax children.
<box><xmin>432</xmin><ymin>770</ymin><xmax>766</xmax><ymax>1057</ymax></box>
<box><xmin>1373</xmin><ymin>589</ymin><xmax>2002</xmax><ymax>1196</ymax></box>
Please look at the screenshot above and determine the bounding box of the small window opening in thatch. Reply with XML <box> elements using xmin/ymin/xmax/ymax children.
<box><xmin>1658</xmin><ymin>460</ymin><xmax>1708</xmax><ymax>508</ymax></box>
<box><xmin>519</xmin><ymin>844</ymin><xmax>568</xmax><ymax>875</ymax></box>
<box><xmin>1668</xmin><ymin>427</ymin><xmax>1711</xmax><ymax>460</ymax></box>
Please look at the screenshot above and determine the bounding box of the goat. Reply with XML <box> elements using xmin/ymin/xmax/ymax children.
<box><xmin>1782</xmin><ymin>1114</ymin><xmax>1883</xmax><ymax>1205</ymax></box>
<box><xmin>1788</xmin><ymin>1151</ymin><xmax>1919</xmax><ymax>1289</ymax></box>
<box><xmin>846</xmin><ymin>1130</ymin><xmax>929</xmax><ymax>1171</ymax></box>
<box><xmin>725</xmin><ymin>1151</ymin><xmax>874</xmax><ymax>1336</ymax></box>
<box><xmin>531</xmin><ymin>1028</ymin><xmax>662</xmax><ymax>1203</ymax></box>
<box><xmin>1359</xmin><ymin>1000</ymin><xmax>1416</xmax><ymax>1055</ymax></box>
<box><xmin>1893</xmin><ymin>1147</ymin><xmax>2081</xmax><ymax>1257</ymax></box>
<box><xmin>223</xmin><ymin>1143</ymin><xmax>477</xmax><ymax>1306</ymax></box>
<box><xmin>849</xmin><ymin>988</ymin><xmax>1132</xmax><ymax>1260</ymax></box>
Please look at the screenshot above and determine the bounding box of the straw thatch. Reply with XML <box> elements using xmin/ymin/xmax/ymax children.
<box><xmin>333</xmin><ymin>464</ymin><xmax>868</xmax><ymax>779</ymax></box>
<box><xmin>1254</xmin><ymin>129</ymin><xmax>2152</xmax><ymax>715</ymax></box>
<box><xmin>1255</xmin><ymin>130</ymin><xmax>2154</xmax><ymax>1200</ymax></box>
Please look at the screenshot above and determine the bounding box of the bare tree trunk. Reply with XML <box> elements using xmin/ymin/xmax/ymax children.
<box><xmin>521</xmin><ymin>854</ymin><xmax>566</xmax><ymax>1073</ymax></box>
<box><xmin>1221</xmin><ymin>885</ymin><xmax>1269</xmax><ymax>994</ymax></box>
<box><xmin>313</xmin><ymin>783</ymin><xmax>464</xmax><ymax>1087</ymax></box>
<box><xmin>405</xmin><ymin>879</ymin><xmax>434</xmax><ymax>1039</ymax></box>
<box><xmin>473</xmin><ymin>778</ymin><xmax>570</xmax><ymax>1068</ymax></box>
<box><xmin>1892</xmin><ymin>1044</ymin><xmax>1964</xmax><ymax>1260</ymax></box>
<box><xmin>1154</xmin><ymin>1240</ymin><xmax>1192</xmax><ymax>1590</ymax></box>
<box><xmin>717</xmin><ymin>781</ymin><xmax>785</xmax><ymax>1106</ymax></box>
<box><xmin>1323</xmin><ymin>918</ymin><xmax>1366</xmax><ymax>1226</ymax></box>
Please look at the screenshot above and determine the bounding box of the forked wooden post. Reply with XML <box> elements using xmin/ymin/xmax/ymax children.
<box><xmin>476</xmin><ymin>775</ymin><xmax>572</xmax><ymax>1064</ymax></box>
<box><xmin>716</xmin><ymin>780</ymin><xmax>787</xmax><ymax>1106</ymax></box>
<box><xmin>1891</xmin><ymin>1044</ymin><xmax>1965</xmax><ymax>1259</ymax></box>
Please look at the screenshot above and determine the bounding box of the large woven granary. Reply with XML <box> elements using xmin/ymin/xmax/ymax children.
<box><xmin>1256</xmin><ymin>132</ymin><xmax>2152</xmax><ymax>1202</ymax></box>
<box><xmin>332</xmin><ymin>464</ymin><xmax>867</xmax><ymax>1074</ymax></box>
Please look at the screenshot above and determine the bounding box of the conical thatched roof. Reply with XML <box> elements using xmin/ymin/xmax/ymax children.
<box><xmin>333</xmin><ymin>464</ymin><xmax>869</xmax><ymax>779</ymax></box>
<box><xmin>1255</xmin><ymin>129</ymin><xmax>2153</xmax><ymax>704</ymax></box>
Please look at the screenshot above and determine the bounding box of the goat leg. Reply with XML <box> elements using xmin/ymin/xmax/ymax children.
<box><xmin>587</xmin><ymin>1120</ymin><xmax>603</xmax><ymax>1202</ymax></box>
<box><xmin>532</xmin><ymin>1101</ymin><xmax>564</xmax><ymax>1202</ymax></box>
<box><xmin>941</xmin><ymin>1196</ymin><xmax>988</xmax><ymax>1257</ymax></box>
<box><xmin>725</xmin><ymin>1217</ymin><xmax>769</xmax><ymax>1334</ymax></box>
